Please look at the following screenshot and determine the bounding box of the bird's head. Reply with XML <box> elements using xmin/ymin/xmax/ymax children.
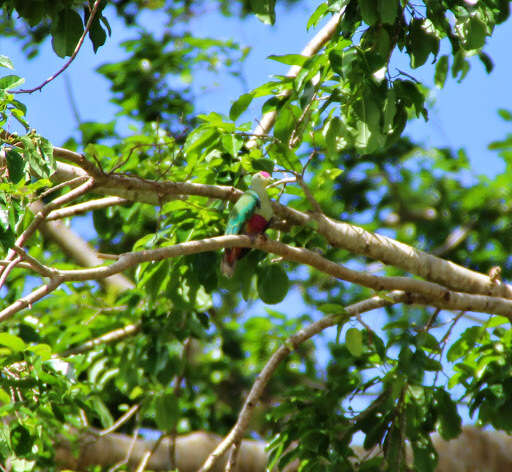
<box><xmin>251</xmin><ymin>171</ymin><xmax>273</xmax><ymax>188</ymax></box>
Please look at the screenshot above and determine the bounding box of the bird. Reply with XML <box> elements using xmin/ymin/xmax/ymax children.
<box><xmin>221</xmin><ymin>171</ymin><xmax>273</xmax><ymax>277</ymax></box>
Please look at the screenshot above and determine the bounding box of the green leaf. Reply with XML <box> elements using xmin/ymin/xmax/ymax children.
<box><xmin>154</xmin><ymin>392</ymin><xmax>179</xmax><ymax>431</ymax></box>
<box><xmin>354</xmin><ymin>95</ymin><xmax>385</xmax><ymax>153</ymax></box>
<box><xmin>137</xmin><ymin>260</ymin><xmax>170</xmax><ymax>299</ymax></box>
<box><xmin>27</xmin><ymin>344</ymin><xmax>52</xmax><ymax>361</ymax></box>
<box><xmin>317</xmin><ymin>303</ymin><xmax>345</xmax><ymax>314</ymax></box>
<box><xmin>0</xmin><ymin>387</ymin><xmax>10</xmax><ymax>404</ymax></box>
<box><xmin>268</xmin><ymin>54</ymin><xmax>308</xmax><ymax>66</ymax></box>
<box><xmin>412</xmin><ymin>439</ymin><xmax>438</xmax><ymax>472</ymax></box>
<box><xmin>10</xmin><ymin>425</ymin><xmax>33</xmax><ymax>456</ymax></box>
<box><xmin>274</xmin><ymin>105</ymin><xmax>295</xmax><ymax>145</ymax></box>
<box><xmin>0</xmin><ymin>333</ymin><xmax>26</xmax><ymax>352</ymax></box>
<box><xmin>257</xmin><ymin>264</ymin><xmax>289</xmax><ymax>304</ymax></box>
<box><xmin>434</xmin><ymin>55</ymin><xmax>449</xmax><ymax>88</ymax></box>
<box><xmin>378</xmin><ymin>0</ymin><xmax>397</xmax><ymax>25</ymax></box>
<box><xmin>0</xmin><ymin>55</ymin><xmax>13</xmax><ymax>69</ymax></box>
<box><xmin>184</xmin><ymin>126</ymin><xmax>218</xmax><ymax>154</ymax></box>
<box><xmin>345</xmin><ymin>328</ymin><xmax>363</xmax><ymax>357</ymax></box>
<box><xmin>463</xmin><ymin>16</ymin><xmax>487</xmax><ymax>50</ymax></box>
<box><xmin>452</xmin><ymin>51</ymin><xmax>470</xmax><ymax>82</ymax></box>
<box><xmin>435</xmin><ymin>389</ymin><xmax>461</xmax><ymax>440</ymax></box>
<box><xmin>51</xmin><ymin>9</ymin><xmax>84</xmax><ymax>58</ymax></box>
<box><xmin>88</xmin><ymin>15</ymin><xmax>107</xmax><ymax>53</ymax></box>
<box><xmin>249</xmin><ymin>0</ymin><xmax>276</xmax><ymax>25</ymax></box>
<box><xmin>359</xmin><ymin>0</ymin><xmax>378</xmax><ymax>26</ymax></box>
<box><xmin>0</xmin><ymin>75</ymin><xmax>25</xmax><ymax>90</ymax></box>
<box><xmin>324</xmin><ymin>116</ymin><xmax>342</xmax><ymax>160</ymax></box>
<box><xmin>230</xmin><ymin>93</ymin><xmax>253</xmax><ymax>121</ymax></box>
<box><xmin>90</xmin><ymin>396</ymin><xmax>114</xmax><ymax>428</ymax></box>
<box><xmin>307</xmin><ymin>2</ymin><xmax>329</xmax><ymax>29</ymax></box>
<box><xmin>221</xmin><ymin>134</ymin><xmax>243</xmax><ymax>157</ymax></box>
<box><xmin>478</xmin><ymin>51</ymin><xmax>493</xmax><ymax>73</ymax></box>
<box><xmin>408</xmin><ymin>19</ymin><xmax>439</xmax><ymax>69</ymax></box>
<box><xmin>5</xmin><ymin>149</ymin><xmax>25</xmax><ymax>184</ymax></box>
<box><xmin>382</xmin><ymin>88</ymin><xmax>397</xmax><ymax>134</ymax></box>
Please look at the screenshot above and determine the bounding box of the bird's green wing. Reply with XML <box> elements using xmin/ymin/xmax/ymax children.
<box><xmin>225</xmin><ymin>190</ymin><xmax>260</xmax><ymax>235</ymax></box>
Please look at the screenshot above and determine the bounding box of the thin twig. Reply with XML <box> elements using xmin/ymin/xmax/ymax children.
<box><xmin>11</xmin><ymin>245</ymin><xmax>55</xmax><ymax>277</ymax></box>
<box><xmin>38</xmin><ymin>175</ymin><xmax>89</xmax><ymax>200</ymax></box>
<box><xmin>61</xmin><ymin>323</ymin><xmax>141</xmax><ymax>356</ymax></box>
<box><xmin>0</xmin><ymin>255</ymin><xmax>21</xmax><ymax>290</ymax></box>
<box><xmin>0</xmin><ymin>278</ymin><xmax>63</xmax><ymax>322</ymax></box>
<box><xmin>225</xmin><ymin>441</ymin><xmax>241</xmax><ymax>472</ymax></box>
<box><xmin>12</xmin><ymin>0</ymin><xmax>104</xmax><ymax>94</ymax></box>
<box><xmin>247</xmin><ymin>10</ymin><xmax>343</xmax><ymax>148</ymax></box>
<box><xmin>108</xmin><ymin>426</ymin><xmax>141</xmax><ymax>472</ymax></box>
<box><xmin>0</xmin><ymin>178</ymin><xmax>95</xmax><ymax>287</ymax></box>
<box><xmin>46</xmin><ymin>196</ymin><xmax>129</xmax><ymax>220</ymax></box>
<box><xmin>100</xmin><ymin>404</ymin><xmax>140</xmax><ymax>436</ymax></box>
<box><xmin>134</xmin><ymin>451</ymin><xmax>151</xmax><ymax>472</ymax></box>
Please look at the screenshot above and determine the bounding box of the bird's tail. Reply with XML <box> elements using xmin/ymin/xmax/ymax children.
<box><xmin>221</xmin><ymin>250</ymin><xmax>236</xmax><ymax>278</ymax></box>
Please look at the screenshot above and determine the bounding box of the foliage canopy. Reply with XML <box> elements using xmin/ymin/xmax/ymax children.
<box><xmin>1</xmin><ymin>0</ymin><xmax>512</xmax><ymax>471</ymax></box>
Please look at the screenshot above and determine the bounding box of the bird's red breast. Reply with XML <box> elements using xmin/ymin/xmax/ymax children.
<box><xmin>245</xmin><ymin>213</ymin><xmax>269</xmax><ymax>235</ymax></box>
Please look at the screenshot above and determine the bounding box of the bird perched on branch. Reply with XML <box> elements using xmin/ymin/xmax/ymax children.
<box><xmin>221</xmin><ymin>171</ymin><xmax>273</xmax><ymax>277</ymax></box>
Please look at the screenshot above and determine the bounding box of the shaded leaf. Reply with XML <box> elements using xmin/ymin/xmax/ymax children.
<box><xmin>257</xmin><ymin>264</ymin><xmax>289</xmax><ymax>304</ymax></box>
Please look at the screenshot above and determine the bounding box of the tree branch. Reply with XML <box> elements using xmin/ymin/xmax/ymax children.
<box><xmin>61</xmin><ymin>323</ymin><xmax>141</xmax><ymax>357</ymax></box>
<box><xmin>247</xmin><ymin>10</ymin><xmax>343</xmax><ymax>148</ymax></box>
<box><xmin>198</xmin><ymin>293</ymin><xmax>405</xmax><ymax>472</ymax></box>
<box><xmin>46</xmin><ymin>196</ymin><xmax>129</xmax><ymax>221</ymax></box>
<box><xmin>43</xmin><ymin>150</ymin><xmax>512</xmax><ymax>301</ymax></box>
<box><xmin>0</xmin><ymin>177</ymin><xmax>96</xmax><ymax>286</ymax></box>
<box><xmin>3</xmin><ymin>235</ymin><xmax>512</xmax><ymax>322</ymax></box>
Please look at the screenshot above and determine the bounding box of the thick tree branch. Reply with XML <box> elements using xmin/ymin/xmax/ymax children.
<box><xmin>42</xmin><ymin>150</ymin><xmax>512</xmax><ymax>301</ymax></box>
<box><xmin>3</xmin><ymin>235</ymin><xmax>512</xmax><ymax>322</ymax></box>
<box><xmin>199</xmin><ymin>293</ymin><xmax>404</xmax><ymax>472</ymax></box>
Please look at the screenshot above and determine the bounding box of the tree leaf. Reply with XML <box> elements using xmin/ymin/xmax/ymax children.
<box><xmin>435</xmin><ymin>389</ymin><xmax>462</xmax><ymax>440</ymax></box>
<box><xmin>230</xmin><ymin>92</ymin><xmax>253</xmax><ymax>121</ymax></box>
<box><xmin>378</xmin><ymin>0</ymin><xmax>398</xmax><ymax>25</ymax></box>
<box><xmin>0</xmin><ymin>332</ymin><xmax>26</xmax><ymax>352</ymax></box>
<box><xmin>0</xmin><ymin>55</ymin><xmax>13</xmax><ymax>69</ymax></box>
<box><xmin>51</xmin><ymin>9</ymin><xmax>84</xmax><ymax>58</ymax></box>
<box><xmin>463</xmin><ymin>16</ymin><xmax>487</xmax><ymax>50</ymax></box>
<box><xmin>88</xmin><ymin>15</ymin><xmax>107</xmax><ymax>53</ymax></box>
<box><xmin>307</xmin><ymin>2</ymin><xmax>329</xmax><ymax>29</ymax></box>
<box><xmin>345</xmin><ymin>328</ymin><xmax>363</xmax><ymax>357</ymax></box>
<box><xmin>257</xmin><ymin>264</ymin><xmax>289</xmax><ymax>304</ymax></box>
<box><xmin>434</xmin><ymin>55</ymin><xmax>449</xmax><ymax>88</ymax></box>
<box><xmin>0</xmin><ymin>75</ymin><xmax>25</xmax><ymax>90</ymax></box>
<box><xmin>268</xmin><ymin>54</ymin><xmax>308</xmax><ymax>66</ymax></box>
<box><xmin>154</xmin><ymin>392</ymin><xmax>179</xmax><ymax>431</ymax></box>
<box><xmin>249</xmin><ymin>0</ymin><xmax>276</xmax><ymax>25</ymax></box>
<box><xmin>5</xmin><ymin>149</ymin><xmax>25</xmax><ymax>184</ymax></box>
<box><xmin>10</xmin><ymin>425</ymin><xmax>33</xmax><ymax>456</ymax></box>
<box><xmin>408</xmin><ymin>19</ymin><xmax>439</xmax><ymax>69</ymax></box>
<box><xmin>359</xmin><ymin>0</ymin><xmax>378</xmax><ymax>26</ymax></box>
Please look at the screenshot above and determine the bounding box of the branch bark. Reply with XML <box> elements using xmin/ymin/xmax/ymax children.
<box><xmin>3</xmin><ymin>235</ymin><xmax>512</xmax><ymax>322</ymax></box>
<box><xmin>43</xmin><ymin>149</ymin><xmax>512</xmax><ymax>302</ymax></box>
